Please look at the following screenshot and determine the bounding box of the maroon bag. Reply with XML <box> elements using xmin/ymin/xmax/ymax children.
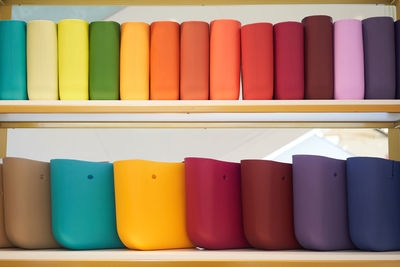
<box><xmin>241</xmin><ymin>160</ymin><xmax>301</xmax><ymax>250</ymax></box>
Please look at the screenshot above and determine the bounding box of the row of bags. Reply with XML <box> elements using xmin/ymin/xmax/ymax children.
<box><xmin>1</xmin><ymin>15</ymin><xmax>400</xmax><ymax>101</ymax></box>
<box><xmin>0</xmin><ymin>156</ymin><xmax>398</xmax><ymax>251</ymax></box>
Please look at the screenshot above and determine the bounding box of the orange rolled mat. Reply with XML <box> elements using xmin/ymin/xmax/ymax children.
<box><xmin>150</xmin><ymin>21</ymin><xmax>180</xmax><ymax>100</ymax></box>
<box><xmin>120</xmin><ymin>22</ymin><xmax>150</xmax><ymax>100</ymax></box>
<box><xmin>180</xmin><ymin>21</ymin><xmax>209</xmax><ymax>100</ymax></box>
<box><xmin>210</xmin><ymin>19</ymin><xmax>241</xmax><ymax>100</ymax></box>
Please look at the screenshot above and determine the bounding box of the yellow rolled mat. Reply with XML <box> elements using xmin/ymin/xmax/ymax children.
<box><xmin>27</xmin><ymin>20</ymin><xmax>58</xmax><ymax>100</ymax></box>
<box><xmin>120</xmin><ymin>22</ymin><xmax>150</xmax><ymax>100</ymax></box>
<box><xmin>58</xmin><ymin>19</ymin><xmax>89</xmax><ymax>100</ymax></box>
<box><xmin>113</xmin><ymin>159</ymin><xmax>193</xmax><ymax>250</ymax></box>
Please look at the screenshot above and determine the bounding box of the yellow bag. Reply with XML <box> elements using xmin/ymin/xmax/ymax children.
<box><xmin>113</xmin><ymin>159</ymin><xmax>193</xmax><ymax>250</ymax></box>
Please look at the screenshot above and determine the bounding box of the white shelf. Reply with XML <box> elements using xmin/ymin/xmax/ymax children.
<box><xmin>0</xmin><ymin>248</ymin><xmax>399</xmax><ymax>261</ymax></box>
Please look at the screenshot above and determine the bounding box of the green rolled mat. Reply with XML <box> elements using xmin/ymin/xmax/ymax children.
<box><xmin>89</xmin><ymin>21</ymin><xmax>120</xmax><ymax>100</ymax></box>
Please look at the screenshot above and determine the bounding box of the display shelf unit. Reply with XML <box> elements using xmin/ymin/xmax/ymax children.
<box><xmin>0</xmin><ymin>0</ymin><xmax>400</xmax><ymax>266</ymax></box>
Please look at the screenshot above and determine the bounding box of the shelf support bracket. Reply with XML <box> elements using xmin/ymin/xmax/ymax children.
<box><xmin>0</xmin><ymin>3</ymin><xmax>11</xmax><ymax>20</ymax></box>
<box><xmin>0</xmin><ymin>128</ymin><xmax>6</xmax><ymax>158</ymax></box>
<box><xmin>389</xmin><ymin>128</ymin><xmax>400</xmax><ymax>161</ymax></box>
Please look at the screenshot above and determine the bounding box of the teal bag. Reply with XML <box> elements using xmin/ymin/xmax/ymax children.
<box><xmin>0</xmin><ymin>20</ymin><xmax>27</xmax><ymax>100</ymax></box>
<box><xmin>50</xmin><ymin>159</ymin><xmax>124</xmax><ymax>250</ymax></box>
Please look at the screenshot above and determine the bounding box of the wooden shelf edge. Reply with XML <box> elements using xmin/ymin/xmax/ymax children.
<box><xmin>2</xmin><ymin>0</ymin><xmax>395</xmax><ymax>6</ymax></box>
<box><xmin>0</xmin><ymin>100</ymin><xmax>399</xmax><ymax>114</ymax></box>
<box><xmin>0</xmin><ymin>249</ymin><xmax>399</xmax><ymax>266</ymax></box>
<box><xmin>0</xmin><ymin>249</ymin><xmax>399</xmax><ymax>261</ymax></box>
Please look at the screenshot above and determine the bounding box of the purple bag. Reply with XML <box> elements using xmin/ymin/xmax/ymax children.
<box><xmin>292</xmin><ymin>155</ymin><xmax>354</xmax><ymax>250</ymax></box>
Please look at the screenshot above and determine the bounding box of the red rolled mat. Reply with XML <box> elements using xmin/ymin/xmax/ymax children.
<box><xmin>274</xmin><ymin>22</ymin><xmax>304</xmax><ymax>100</ymax></box>
<box><xmin>302</xmin><ymin>15</ymin><xmax>334</xmax><ymax>99</ymax></box>
<box><xmin>150</xmin><ymin>21</ymin><xmax>180</xmax><ymax>100</ymax></box>
<box><xmin>241</xmin><ymin>160</ymin><xmax>301</xmax><ymax>250</ymax></box>
<box><xmin>210</xmin><ymin>19</ymin><xmax>241</xmax><ymax>100</ymax></box>
<box><xmin>241</xmin><ymin>23</ymin><xmax>273</xmax><ymax>100</ymax></box>
<box><xmin>180</xmin><ymin>21</ymin><xmax>209</xmax><ymax>100</ymax></box>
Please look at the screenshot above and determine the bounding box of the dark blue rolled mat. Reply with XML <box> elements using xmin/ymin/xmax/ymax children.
<box><xmin>347</xmin><ymin>157</ymin><xmax>400</xmax><ymax>251</ymax></box>
<box><xmin>395</xmin><ymin>20</ymin><xmax>400</xmax><ymax>99</ymax></box>
<box><xmin>362</xmin><ymin>17</ymin><xmax>396</xmax><ymax>99</ymax></box>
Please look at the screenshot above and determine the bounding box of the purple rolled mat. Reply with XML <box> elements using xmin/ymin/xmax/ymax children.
<box><xmin>292</xmin><ymin>155</ymin><xmax>354</xmax><ymax>251</ymax></box>
<box><xmin>362</xmin><ymin>17</ymin><xmax>396</xmax><ymax>99</ymax></box>
<box><xmin>395</xmin><ymin>20</ymin><xmax>400</xmax><ymax>98</ymax></box>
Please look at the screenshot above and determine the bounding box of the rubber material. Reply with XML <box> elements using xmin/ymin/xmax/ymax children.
<box><xmin>89</xmin><ymin>21</ymin><xmax>120</xmax><ymax>100</ymax></box>
<box><xmin>334</xmin><ymin>19</ymin><xmax>364</xmax><ymax>100</ymax></box>
<box><xmin>241</xmin><ymin>23</ymin><xmax>273</xmax><ymax>100</ymax></box>
<box><xmin>113</xmin><ymin>159</ymin><xmax>193</xmax><ymax>250</ymax></box>
<box><xmin>347</xmin><ymin>157</ymin><xmax>400</xmax><ymax>251</ymax></box>
<box><xmin>363</xmin><ymin>17</ymin><xmax>396</xmax><ymax>99</ymax></box>
<box><xmin>120</xmin><ymin>22</ymin><xmax>149</xmax><ymax>100</ymax></box>
<box><xmin>51</xmin><ymin>159</ymin><xmax>123</xmax><ymax>250</ymax></box>
<box><xmin>27</xmin><ymin>20</ymin><xmax>58</xmax><ymax>100</ymax></box>
<box><xmin>58</xmin><ymin>19</ymin><xmax>89</xmax><ymax>100</ymax></box>
<box><xmin>274</xmin><ymin>22</ymin><xmax>304</xmax><ymax>100</ymax></box>
<box><xmin>292</xmin><ymin>155</ymin><xmax>354</xmax><ymax>251</ymax></box>
<box><xmin>241</xmin><ymin>160</ymin><xmax>301</xmax><ymax>250</ymax></box>
<box><xmin>303</xmin><ymin>16</ymin><xmax>334</xmax><ymax>99</ymax></box>
<box><xmin>396</xmin><ymin>20</ymin><xmax>400</xmax><ymax>99</ymax></box>
<box><xmin>2</xmin><ymin>158</ymin><xmax>60</xmax><ymax>249</ymax></box>
<box><xmin>0</xmin><ymin>20</ymin><xmax>27</xmax><ymax>100</ymax></box>
<box><xmin>180</xmin><ymin>21</ymin><xmax>209</xmax><ymax>100</ymax></box>
<box><xmin>0</xmin><ymin>165</ymin><xmax>13</xmax><ymax>248</ymax></box>
<box><xmin>210</xmin><ymin>20</ymin><xmax>241</xmax><ymax>100</ymax></box>
<box><xmin>150</xmin><ymin>21</ymin><xmax>180</xmax><ymax>100</ymax></box>
<box><xmin>185</xmin><ymin>157</ymin><xmax>249</xmax><ymax>249</ymax></box>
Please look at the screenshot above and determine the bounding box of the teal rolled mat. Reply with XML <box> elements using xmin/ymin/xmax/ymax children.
<box><xmin>89</xmin><ymin>21</ymin><xmax>120</xmax><ymax>100</ymax></box>
<box><xmin>0</xmin><ymin>20</ymin><xmax>27</xmax><ymax>100</ymax></box>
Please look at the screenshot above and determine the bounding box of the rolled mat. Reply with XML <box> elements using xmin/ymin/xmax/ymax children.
<box><xmin>89</xmin><ymin>21</ymin><xmax>120</xmax><ymax>100</ymax></box>
<box><xmin>362</xmin><ymin>16</ymin><xmax>396</xmax><ymax>99</ymax></box>
<box><xmin>50</xmin><ymin>159</ymin><xmax>123</xmax><ymax>249</ymax></box>
<box><xmin>150</xmin><ymin>21</ymin><xmax>180</xmax><ymax>100</ymax></box>
<box><xmin>58</xmin><ymin>19</ymin><xmax>89</xmax><ymax>100</ymax></box>
<box><xmin>185</xmin><ymin>157</ymin><xmax>249</xmax><ymax>249</ymax></box>
<box><xmin>27</xmin><ymin>20</ymin><xmax>58</xmax><ymax>100</ymax></box>
<box><xmin>241</xmin><ymin>23</ymin><xmax>273</xmax><ymax>100</ymax></box>
<box><xmin>302</xmin><ymin>16</ymin><xmax>334</xmax><ymax>99</ymax></box>
<box><xmin>113</xmin><ymin>159</ymin><xmax>193</xmax><ymax>250</ymax></box>
<box><xmin>292</xmin><ymin>155</ymin><xmax>354</xmax><ymax>250</ymax></box>
<box><xmin>2</xmin><ymin>158</ymin><xmax>60</xmax><ymax>249</ymax></box>
<box><xmin>210</xmin><ymin>20</ymin><xmax>241</xmax><ymax>100</ymax></box>
<box><xmin>334</xmin><ymin>19</ymin><xmax>364</xmax><ymax>99</ymax></box>
<box><xmin>0</xmin><ymin>20</ymin><xmax>27</xmax><ymax>100</ymax></box>
<box><xmin>180</xmin><ymin>21</ymin><xmax>209</xmax><ymax>100</ymax></box>
<box><xmin>347</xmin><ymin>157</ymin><xmax>400</xmax><ymax>251</ymax></box>
<box><xmin>241</xmin><ymin>160</ymin><xmax>300</xmax><ymax>250</ymax></box>
<box><xmin>394</xmin><ymin>20</ymin><xmax>400</xmax><ymax>98</ymax></box>
<box><xmin>120</xmin><ymin>22</ymin><xmax>149</xmax><ymax>100</ymax></box>
<box><xmin>274</xmin><ymin>22</ymin><xmax>304</xmax><ymax>100</ymax></box>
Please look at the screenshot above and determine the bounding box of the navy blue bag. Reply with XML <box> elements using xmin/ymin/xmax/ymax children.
<box><xmin>347</xmin><ymin>157</ymin><xmax>400</xmax><ymax>251</ymax></box>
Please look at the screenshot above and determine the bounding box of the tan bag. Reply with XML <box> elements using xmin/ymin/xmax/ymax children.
<box><xmin>3</xmin><ymin>157</ymin><xmax>60</xmax><ymax>249</ymax></box>
<box><xmin>0</xmin><ymin>164</ymin><xmax>12</xmax><ymax>247</ymax></box>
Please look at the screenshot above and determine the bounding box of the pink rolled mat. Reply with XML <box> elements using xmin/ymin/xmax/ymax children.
<box><xmin>334</xmin><ymin>19</ymin><xmax>364</xmax><ymax>99</ymax></box>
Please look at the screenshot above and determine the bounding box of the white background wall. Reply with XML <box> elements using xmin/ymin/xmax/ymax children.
<box><xmin>5</xmin><ymin>4</ymin><xmax>393</xmax><ymax>163</ymax></box>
